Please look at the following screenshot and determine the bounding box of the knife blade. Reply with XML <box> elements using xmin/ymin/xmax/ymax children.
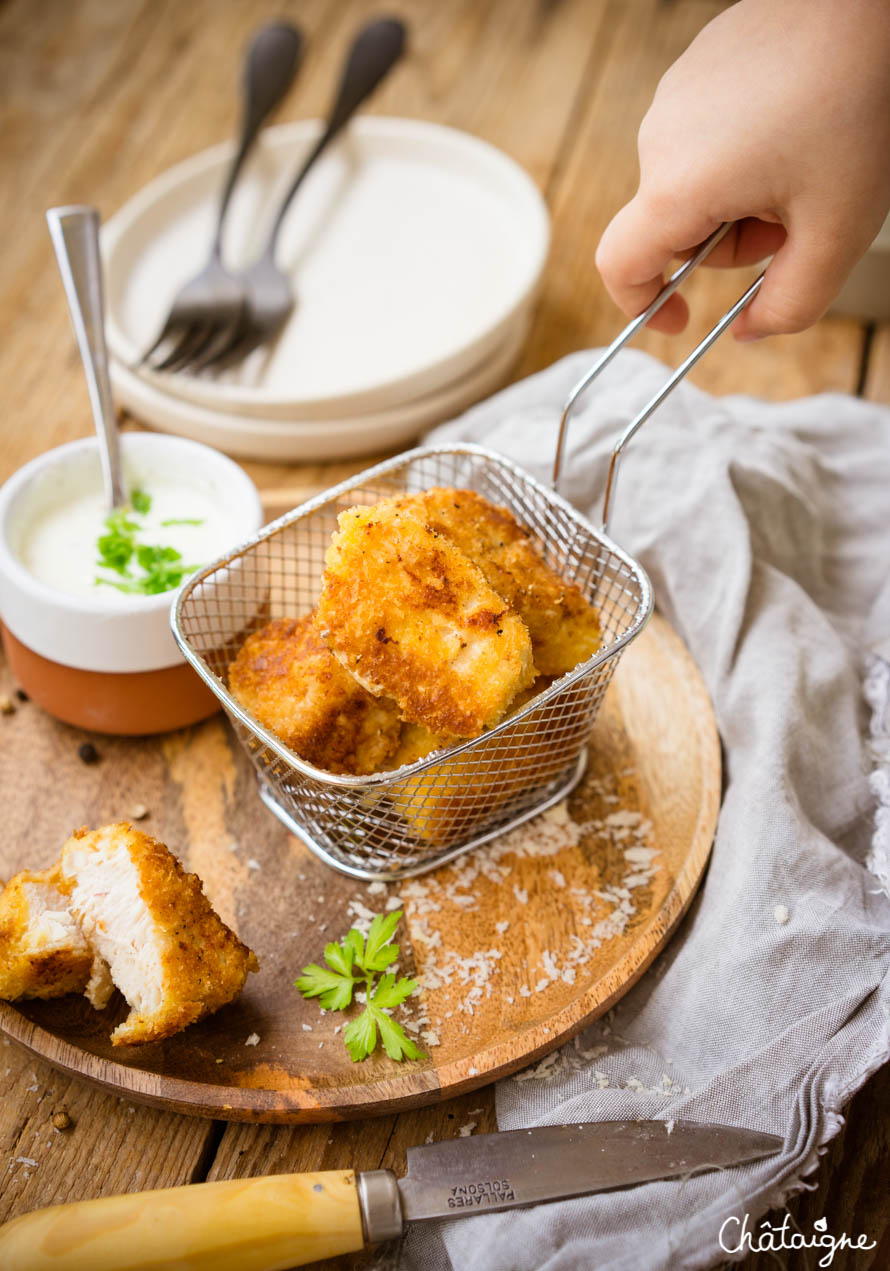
<box><xmin>395</xmin><ymin>1119</ymin><xmax>781</xmax><ymax>1221</ymax></box>
<box><xmin>0</xmin><ymin>1120</ymin><xmax>781</xmax><ymax>1271</ymax></box>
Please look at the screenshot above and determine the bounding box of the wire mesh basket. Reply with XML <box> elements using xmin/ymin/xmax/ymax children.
<box><xmin>172</xmin><ymin>223</ymin><xmax>760</xmax><ymax>880</ymax></box>
<box><xmin>173</xmin><ymin>444</ymin><xmax>650</xmax><ymax>879</ymax></box>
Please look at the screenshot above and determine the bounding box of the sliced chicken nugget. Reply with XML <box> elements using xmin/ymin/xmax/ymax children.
<box><xmin>60</xmin><ymin>823</ymin><xmax>258</xmax><ymax>1046</ymax></box>
<box><xmin>228</xmin><ymin>613</ymin><xmax>401</xmax><ymax>775</ymax></box>
<box><xmin>318</xmin><ymin>498</ymin><xmax>535</xmax><ymax>739</ymax></box>
<box><xmin>0</xmin><ymin>864</ymin><xmax>99</xmax><ymax>1003</ymax></box>
<box><xmin>412</xmin><ymin>487</ymin><xmax>602</xmax><ymax>677</ymax></box>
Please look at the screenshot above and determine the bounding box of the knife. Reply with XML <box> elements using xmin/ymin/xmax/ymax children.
<box><xmin>0</xmin><ymin>1119</ymin><xmax>780</xmax><ymax>1270</ymax></box>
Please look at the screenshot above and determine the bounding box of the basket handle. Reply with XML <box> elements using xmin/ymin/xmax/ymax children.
<box><xmin>552</xmin><ymin>222</ymin><xmax>764</xmax><ymax>535</ymax></box>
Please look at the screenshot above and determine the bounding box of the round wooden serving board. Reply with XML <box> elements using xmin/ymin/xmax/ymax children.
<box><xmin>0</xmin><ymin>613</ymin><xmax>719</xmax><ymax>1123</ymax></box>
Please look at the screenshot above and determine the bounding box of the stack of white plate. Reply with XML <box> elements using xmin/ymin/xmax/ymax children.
<box><xmin>101</xmin><ymin>118</ymin><xmax>550</xmax><ymax>462</ymax></box>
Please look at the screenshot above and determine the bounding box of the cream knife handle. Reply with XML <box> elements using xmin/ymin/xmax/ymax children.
<box><xmin>0</xmin><ymin>1170</ymin><xmax>380</xmax><ymax>1271</ymax></box>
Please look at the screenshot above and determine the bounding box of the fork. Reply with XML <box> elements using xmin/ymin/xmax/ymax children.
<box><xmin>140</xmin><ymin>21</ymin><xmax>304</xmax><ymax>372</ymax></box>
<box><xmin>163</xmin><ymin>16</ymin><xmax>407</xmax><ymax>376</ymax></box>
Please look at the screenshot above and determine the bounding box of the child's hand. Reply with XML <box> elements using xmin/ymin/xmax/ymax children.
<box><xmin>595</xmin><ymin>0</ymin><xmax>890</xmax><ymax>339</ymax></box>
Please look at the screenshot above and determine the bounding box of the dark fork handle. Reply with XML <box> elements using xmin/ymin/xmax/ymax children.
<box><xmin>213</xmin><ymin>20</ymin><xmax>304</xmax><ymax>257</ymax></box>
<box><xmin>263</xmin><ymin>17</ymin><xmax>406</xmax><ymax>257</ymax></box>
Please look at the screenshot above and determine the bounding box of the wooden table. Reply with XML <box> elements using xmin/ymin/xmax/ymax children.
<box><xmin>1</xmin><ymin>2</ymin><xmax>887</xmax><ymax>1267</ymax></box>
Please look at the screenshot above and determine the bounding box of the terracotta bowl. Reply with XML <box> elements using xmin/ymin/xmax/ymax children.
<box><xmin>0</xmin><ymin>433</ymin><xmax>262</xmax><ymax>735</ymax></box>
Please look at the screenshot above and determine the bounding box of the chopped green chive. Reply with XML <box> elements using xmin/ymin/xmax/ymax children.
<box><xmin>93</xmin><ymin>491</ymin><xmax>203</xmax><ymax>596</ymax></box>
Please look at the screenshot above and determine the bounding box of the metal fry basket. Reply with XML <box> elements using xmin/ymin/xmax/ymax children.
<box><xmin>172</xmin><ymin>224</ymin><xmax>762</xmax><ymax>880</ymax></box>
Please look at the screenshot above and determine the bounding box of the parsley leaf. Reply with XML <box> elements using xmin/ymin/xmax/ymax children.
<box><xmin>373</xmin><ymin>1007</ymin><xmax>425</xmax><ymax>1062</ymax></box>
<box><xmin>295</xmin><ymin>912</ymin><xmax>424</xmax><ymax>1064</ymax></box>
<box><xmin>323</xmin><ymin>937</ymin><xmax>355</xmax><ymax>978</ymax></box>
<box><xmin>161</xmin><ymin>517</ymin><xmax>204</xmax><ymax>527</ymax></box>
<box><xmin>371</xmin><ymin>972</ymin><xmax>418</xmax><ymax>1010</ymax></box>
<box><xmin>344</xmin><ymin>1008</ymin><xmax>378</xmax><ymax>1063</ymax></box>
<box><xmin>131</xmin><ymin>489</ymin><xmax>152</xmax><ymax>515</ymax></box>
<box><xmin>344</xmin><ymin>928</ymin><xmax>365</xmax><ymax>967</ymax></box>
<box><xmin>295</xmin><ymin>963</ymin><xmax>355</xmax><ymax>1012</ymax></box>
<box><xmin>363</xmin><ymin>910</ymin><xmax>403</xmax><ymax>971</ymax></box>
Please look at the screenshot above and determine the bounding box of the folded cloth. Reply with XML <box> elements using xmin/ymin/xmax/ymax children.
<box><xmin>391</xmin><ymin>349</ymin><xmax>890</xmax><ymax>1271</ymax></box>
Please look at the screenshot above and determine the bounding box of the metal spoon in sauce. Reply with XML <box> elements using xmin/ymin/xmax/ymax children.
<box><xmin>46</xmin><ymin>205</ymin><xmax>126</xmax><ymax>511</ymax></box>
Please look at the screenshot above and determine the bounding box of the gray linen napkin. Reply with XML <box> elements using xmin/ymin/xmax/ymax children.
<box><xmin>391</xmin><ymin>349</ymin><xmax>890</xmax><ymax>1271</ymax></box>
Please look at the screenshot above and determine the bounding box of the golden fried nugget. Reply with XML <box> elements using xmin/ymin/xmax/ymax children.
<box><xmin>410</xmin><ymin>487</ymin><xmax>601</xmax><ymax>677</ymax></box>
<box><xmin>228</xmin><ymin>614</ymin><xmax>402</xmax><ymax>775</ymax></box>
<box><xmin>0</xmin><ymin>865</ymin><xmax>95</xmax><ymax>1002</ymax></box>
<box><xmin>389</xmin><ymin>722</ymin><xmax>444</xmax><ymax>768</ymax></box>
<box><xmin>318</xmin><ymin>498</ymin><xmax>536</xmax><ymax>739</ymax></box>
<box><xmin>60</xmin><ymin>823</ymin><xmax>258</xmax><ymax>1046</ymax></box>
<box><xmin>385</xmin><ymin>677</ymin><xmax>557</xmax><ymax>847</ymax></box>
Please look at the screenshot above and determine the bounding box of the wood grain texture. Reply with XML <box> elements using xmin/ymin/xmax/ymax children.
<box><xmin>0</xmin><ymin>0</ymin><xmax>887</xmax><ymax>1262</ymax></box>
<box><xmin>0</xmin><ymin>615</ymin><xmax>719</xmax><ymax>1122</ymax></box>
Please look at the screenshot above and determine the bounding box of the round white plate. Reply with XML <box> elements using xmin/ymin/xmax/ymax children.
<box><xmin>102</xmin><ymin>117</ymin><xmax>549</xmax><ymax>421</ymax></box>
<box><xmin>110</xmin><ymin>311</ymin><xmax>530</xmax><ymax>462</ymax></box>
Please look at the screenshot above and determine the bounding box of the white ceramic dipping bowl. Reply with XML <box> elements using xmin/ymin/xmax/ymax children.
<box><xmin>0</xmin><ymin>433</ymin><xmax>262</xmax><ymax>734</ymax></box>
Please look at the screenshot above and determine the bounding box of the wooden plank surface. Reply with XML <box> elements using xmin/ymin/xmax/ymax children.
<box><xmin>0</xmin><ymin>0</ymin><xmax>886</xmax><ymax>1267</ymax></box>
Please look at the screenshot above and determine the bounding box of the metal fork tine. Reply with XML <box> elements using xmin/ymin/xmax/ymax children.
<box><xmin>147</xmin><ymin>324</ymin><xmax>201</xmax><ymax>373</ymax></box>
<box><xmin>185</xmin><ymin>317</ymin><xmax>248</xmax><ymax>374</ymax></box>
<box><xmin>150</xmin><ymin>324</ymin><xmax>214</xmax><ymax>374</ymax></box>
<box><xmin>163</xmin><ymin>324</ymin><xmax>226</xmax><ymax>375</ymax></box>
<box><xmin>198</xmin><ymin>324</ymin><xmax>267</xmax><ymax>373</ymax></box>
<box><xmin>136</xmin><ymin>322</ymin><xmax>183</xmax><ymax>369</ymax></box>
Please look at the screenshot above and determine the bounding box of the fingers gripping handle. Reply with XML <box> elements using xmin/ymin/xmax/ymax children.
<box><xmin>552</xmin><ymin>222</ymin><xmax>764</xmax><ymax>535</ymax></box>
<box><xmin>0</xmin><ymin>1170</ymin><xmax>376</xmax><ymax>1271</ymax></box>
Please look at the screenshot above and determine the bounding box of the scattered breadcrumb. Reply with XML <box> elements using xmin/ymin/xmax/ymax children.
<box><xmin>128</xmin><ymin>804</ymin><xmax>148</xmax><ymax>821</ymax></box>
<box><xmin>458</xmin><ymin>1121</ymin><xmax>477</xmax><ymax>1137</ymax></box>
<box><xmin>665</xmin><ymin>1119</ymin><xmax>675</xmax><ymax>1135</ymax></box>
<box><xmin>774</xmin><ymin>904</ymin><xmax>790</xmax><ymax>925</ymax></box>
<box><xmin>245</xmin><ymin>1033</ymin><xmax>260</xmax><ymax>1047</ymax></box>
<box><xmin>331</xmin><ymin>782</ymin><xmax>661</xmax><ymax>1064</ymax></box>
<box><xmin>247</xmin><ymin>859</ymin><xmax>261</xmax><ymax>872</ymax></box>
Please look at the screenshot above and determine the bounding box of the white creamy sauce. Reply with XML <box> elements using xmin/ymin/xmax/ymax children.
<box><xmin>19</xmin><ymin>480</ymin><xmax>225</xmax><ymax>600</ymax></box>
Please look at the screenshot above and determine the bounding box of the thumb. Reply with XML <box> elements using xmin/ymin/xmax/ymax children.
<box><xmin>733</xmin><ymin>222</ymin><xmax>853</xmax><ymax>339</ymax></box>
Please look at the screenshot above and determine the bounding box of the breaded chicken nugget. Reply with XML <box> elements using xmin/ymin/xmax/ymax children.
<box><xmin>318</xmin><ymin>498</ymin><xmax>535</xmax><ymax>739</ymax></box>
<box><xmin>385</xmin><ymin>677</ymin><xmax>556</xmax><ymax>846</ymax></box>
<box><xmin>60</xmin><ymin>823</ymin><xmax>258</xmax><ymax>1046</ymax></box>
<box><xmin>389</xmin><ymin>722</ymin><xmax>444</xmax><ymax>769</ymax></box>
<box><xmin>0</xmin><ymin>865</ymin><xmax>100</xmax><ymax>1003</ymax></box>
<box><xmin>228</xmin><ymin>614</ymin><xmax>402</xmax><ymax>775</ymax></box>
<box><xmin>412</xmin><ymin>488</ymin><xmax>601</xmax><ymax>677</ymax></box>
